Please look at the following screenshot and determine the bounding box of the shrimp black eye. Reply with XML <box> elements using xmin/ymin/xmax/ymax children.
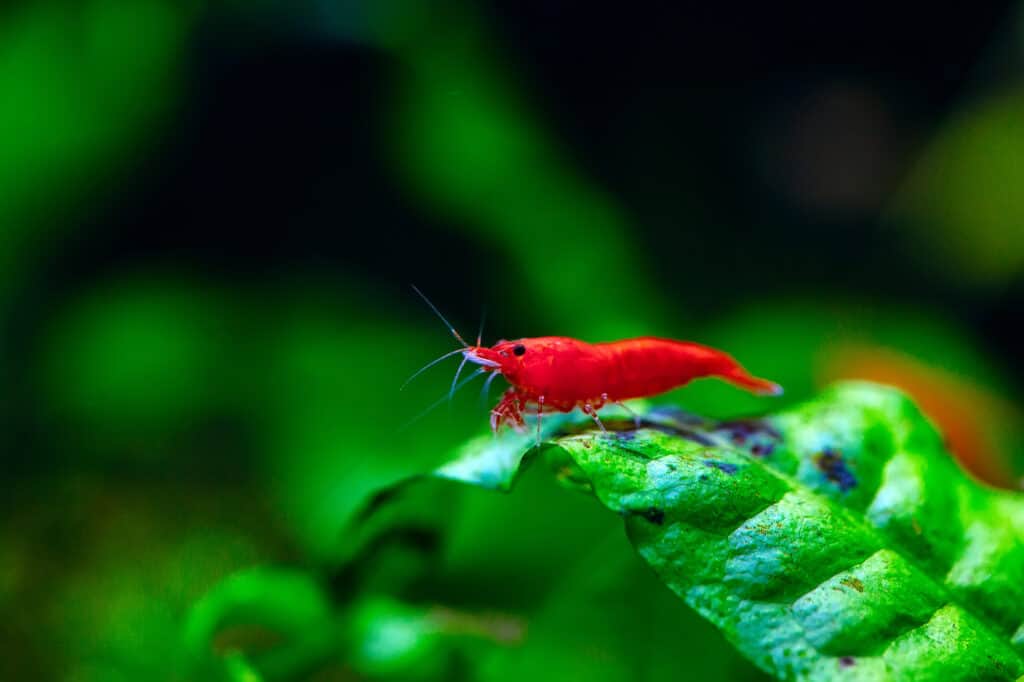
<box><xmin>513</xmin><ymin>344</ymin><xmax>526</xmax><ymax>356</ymax></box>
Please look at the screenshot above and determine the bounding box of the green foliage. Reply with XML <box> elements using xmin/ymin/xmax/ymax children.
<box><xmin>0</xmin><ymin>0</ymin><xmax>191</xmax><ymax>304</ymax></box>
<box><xmin>895</xmin><ymin>90</ymin><xmax>1024</xmax><ymax>284</ymax></box>
<box><xmin>334</xmin><ymin>381</ymin><xmax>1023</xmax><ymax>681</ymax></box>
<box><xmin>544</xmin><ymin>383</ymin><xmax>1024</xmax><ymax>679</ymax></box>
<box><xmin>184</xmin><ymin>568</ymin><xmax>332</xmax><ymax>661</ymax></box>
<box><xmin>377</xmin><ymin>1</ymin><xmax>668</xmax><ymax>338</ymax></box>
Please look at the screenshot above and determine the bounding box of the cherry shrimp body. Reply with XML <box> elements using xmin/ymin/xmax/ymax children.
<box><xmin>407</xmin><ymin>287</ymin><xmax>782</xmax><ymax>434</ymax></box>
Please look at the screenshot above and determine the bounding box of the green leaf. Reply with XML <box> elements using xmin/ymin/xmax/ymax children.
<box><xmin>381</xmin><ymin>381</ymin><xmax>1024</xmax><ymax>681</ymax></box>
<box><xmin>183</xmin><ymin>567</ymin><xmax>332</xmax><ymax>660</ymax></box>
<box><xmin>185</xmin><ymin>565</ymin><xmax>524</xmax><ymax>681</ymax></box>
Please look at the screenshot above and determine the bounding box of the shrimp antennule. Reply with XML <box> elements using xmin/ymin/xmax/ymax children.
<box><xmin>411</xmin><ymin>285</ymin><xmax>470</xmax><ymax>348</ymax></box>
<box><xmin>447</xmin><ymin>304</ymin><xmax>491</xmax><ymax>402</ymax></box>
<box><xmin>449</xmin><ymin>353</ymin><xmax>471</xmax><ymax>404</ymax></box>
<box><xmin>400</xmin><ymin>347</ymin><xmax>466</xmax><ymax>391</ymax></box>
<box><xmin>480</xmin><ymin>370</ymin><xmax>500</xmax><ymax>407</ymax></box>
<box><xmin>476</xmin><ymin>306</ymin><xmax>487</xmax><ymax>347</ymax></box>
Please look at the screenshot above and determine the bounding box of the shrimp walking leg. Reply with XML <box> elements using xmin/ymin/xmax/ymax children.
<box><xmin>582</xmin><ymin>403</ymin><xmax>607</xmax><ymax>432</ymax></box>
<box><xmin>490</xmin><ymin>388</ymin><xmax>526</xmax><ymax>433</ymax></box>
<box><xmin>615</xmin><ymin>401</ymin><xmax>642</xmax><ymax>429</ymax></box>
<box><xmin>535</xmin><ymin>396</ymin><xmax>545</xmax><ymax>448</ymax></box>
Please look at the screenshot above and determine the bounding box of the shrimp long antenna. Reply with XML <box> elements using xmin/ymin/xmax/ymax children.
<box><xmin>451</xmin><ymin>306</ymin><xmax>486</xmax><ymax>404</ymax></box>
<box><xmin>400</xmin><ymin>367</ymin><xmax>486</xmax><ymax>431</ymax></box>
<box><xmin>411</xmin><ymin>285</ymin><xmax>470</xmax><ymax>348</ymax></box>
<box><xmin>400</xmin><ymin>347</ymin><xmax>466</xmax><ymax>391</ymax></box>
<box><xmin>476</xmin><ymin>306</ymin><xmax>487</xmax><ymax>347</ymax></box>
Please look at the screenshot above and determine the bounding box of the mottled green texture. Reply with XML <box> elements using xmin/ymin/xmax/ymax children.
<box><xmin>409</xmin><ymin>378</ymin><xmax>1024</xmax><ymax>675</ymax></box>
<box><xmin>440</xmin><ymin>382</ymin><xmax>1024</xmax><ymax>680</ymax></box>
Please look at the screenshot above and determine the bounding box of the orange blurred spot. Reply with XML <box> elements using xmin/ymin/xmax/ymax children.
<box><xmin>818</xmin><ymin>344</ymin><xmax>1018</xmax><ymax>488</ymax></box>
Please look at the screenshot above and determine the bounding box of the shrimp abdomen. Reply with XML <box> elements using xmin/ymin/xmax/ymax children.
<box><xmin>599</xmin><ymin>337</ymin><xmax>780</xmax><ymax>399</ymax></box>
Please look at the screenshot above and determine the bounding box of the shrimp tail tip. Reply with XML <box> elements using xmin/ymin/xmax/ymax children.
<box><xmin>767</xmin><ymin>383</ymin><xmax>784</xmax><ymax>396</ymax></box>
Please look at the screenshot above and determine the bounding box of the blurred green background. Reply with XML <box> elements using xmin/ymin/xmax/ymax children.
<box><xmin>4</xmin><ymin>1</ymin><xmax>1024</xmax><ymax>679</ymax></box>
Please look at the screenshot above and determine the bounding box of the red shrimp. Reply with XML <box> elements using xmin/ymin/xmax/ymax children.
<box><xmin>465</xmin><ymin>337</ymin><xmax>782</xmax><ymax>432</ymax></box>
<box><xmin>408</xmin><ymin>288</ymin><xmax>782</xmax><ymax>433</ymax></box>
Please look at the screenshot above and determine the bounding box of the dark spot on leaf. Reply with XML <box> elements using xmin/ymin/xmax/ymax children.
<box><xmin>676</xmin><ymin>429</ymin><xmax>715</xmax><ymax>446</ymax></box>
<box><xmin>840</xmin><ymin>577</ymin><xmax>864</xmax><ymax>593</ymax></box>
<box><xmin>718</xmin><ymin>419</ymin><xmax>782</xmax><ymax>440</ymax></box>
<box><xmin>640</xmin><ymin>507</ymin><xmax>665</xmax><ymax>525</ymax></box>
<box><xmin>639</xmin><ymin>422</ymin><xmax>715</xmax><ymax>445</ymax></box>
<box><xmin>615</xmin><ymin>430</ymin><xmax>637</xmax><ymax>442</ymax></box>
<box><xmin>714</xmin><ymin>419</ymin><xmax>781</xmax><ymax>457</ymax></box>
<box><xmin>647</xmin><ymin>405</ymin><xmax>705</xmax><ymax>425</ymax></box>
<box><xmin>703</xmin><ymin>459</ymin><xmax>738</xmax><ymax>475</ymax></box>
<box><xmin>839</xmin><ymin>656</ymin><xmax>855</xmax><ymax>668</ymax></box>
<box><xmin>815</xmin><ymin>448</ymin><xmax>857</xmax><ymax>492</ymax></box>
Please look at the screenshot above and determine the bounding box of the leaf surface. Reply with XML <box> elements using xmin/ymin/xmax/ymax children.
<box><xmin>423</xmin><ymin>382</ymin><xmax>1024</xmax><ymax>680</ymax></box>
<box><xmin>192</xmin><ymin>382</ymin><xmax>1024</xmax><ymax>681</ymax></box>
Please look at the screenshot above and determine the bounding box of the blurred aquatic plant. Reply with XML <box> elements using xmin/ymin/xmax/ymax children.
<box><xmin>893</xmin><ymin>89</ymin><xmax>1024</xmax><ymax>286</ymax></box>
<box><xmin>41</xmin><ymin>279</ymin><xmax>233</xmax><ymax>463</ymax></box>
<box><xmin>209</xmin><ymin>0</ymin><xmax>668</xmax><ymax>336</ymax></box>
<box><xmin>259</xmin><ymin>289</ymin><xmax>490</xmax><ymax>562</ymax></box>
<box><xmin>0</xmin><ymin>0</ymin><xmax>192</xmax><ymax>305</ymax></box>
<box><xmin>373</xmin><ymin>1</ymin><xmax>669</xmax><ymax>337</ymax></box>
<box><xmin>191</xmin><ymin>382</ymin><xmax>1024</xmax><ymax>680</ymax></box>
<box><xmin>185</xmin><ymin>567</ymin><xmax>528</xmax><ymax>681</ymax></box>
